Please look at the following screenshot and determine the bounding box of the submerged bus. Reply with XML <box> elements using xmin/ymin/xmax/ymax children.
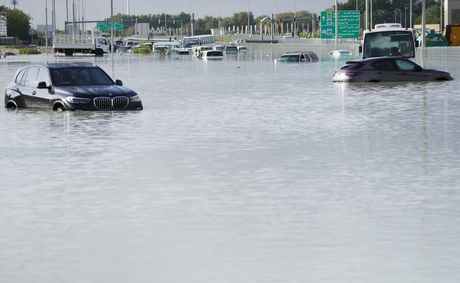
<box><xmin>182</xmin><ymin>35</ymin><xmax>215</xmax><ymax>48</ymax></box>
<box><xmin>360</xmin><ymin>23</ymin><xmax>418</xmax><ymax>60</ymax></box>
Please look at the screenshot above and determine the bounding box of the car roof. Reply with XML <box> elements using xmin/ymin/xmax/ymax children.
<box><xmin>284</xmin><ymin>51</ymin><xmax>316</xmax><ymax>55</ymax></box>
<box><xmin>346</xmin><ymin>56</ymin><xmax>409</xmax><ymax>64</ymax></box>
<box><xmin>46</xmin><ymin>62</ymin><xmax>97</xmax><ymax>69</ymax></box>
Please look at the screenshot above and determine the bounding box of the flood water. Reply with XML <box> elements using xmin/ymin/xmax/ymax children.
<box><xmin>1</xmin><ymin>51</ymin><xmax>460</xmax><ymax>283</ymax></box>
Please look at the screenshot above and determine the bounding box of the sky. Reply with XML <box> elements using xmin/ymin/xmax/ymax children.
<box><xmin>1</xmin><ymin>0</ymin><xmax>342</xmax><ymax>28</ymax></box>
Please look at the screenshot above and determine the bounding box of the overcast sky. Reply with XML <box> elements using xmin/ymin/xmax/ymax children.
<box><xmin>2</xmin><ymin>0</ymin><xmax>341</xmax><ymax>28</ymax></box>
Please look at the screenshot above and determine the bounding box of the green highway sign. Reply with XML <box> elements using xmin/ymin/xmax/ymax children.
<box><xmin>96</xmin><ymin>22</ymin><xmax>125</xmax><ymax>31</ymax></box>
<box><xmin>320</xmin><ymin>10</ymin><xmax>360</xmax><ymax>39</ymax></box>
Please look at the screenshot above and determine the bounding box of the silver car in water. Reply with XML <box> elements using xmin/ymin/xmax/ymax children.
<box><xmin>277</xmin><ymin>51</ymin><xmax>319</xmax><ymax>63</ymax></box>
<box><xmin>333</xmin><ymin>57</ymin><xmax>454</xmax><ymax>83</ymax></box>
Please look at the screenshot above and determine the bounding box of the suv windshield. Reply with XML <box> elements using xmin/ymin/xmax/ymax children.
<box><xmin>51</xmin><ymin>67</ymin><xmax>114</xmax><ymax>86</ymax></box>
<box><xmin>363</xmin><ymin>31</ymin><xmax>415</xmax><ymax>59</ymax></box>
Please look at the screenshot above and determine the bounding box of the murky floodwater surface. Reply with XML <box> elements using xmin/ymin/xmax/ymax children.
<box><xmin>1</xmin><ymin>52</ymin><xmax>460</xmax><ymax>283</ymax></box>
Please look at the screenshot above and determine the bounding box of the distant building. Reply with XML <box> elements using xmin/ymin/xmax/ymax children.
<box><xmin>135</xmin><ymin>23</ymin><xmax>150</xmax><ymax>37</ymax></box>
<box><xmin>0</xmin><ymin>15</ymin><xmax>6</xmax><ymax>37</ymax></box>
<box><xmin>445</xmin><ymin>0</ymin><xmax>460</xmax><ymax>25</ymax></box>
<box><xmin>36</xmin><ymin>24</ymin><xmax>54</xmax><ymax>38</ymax></box>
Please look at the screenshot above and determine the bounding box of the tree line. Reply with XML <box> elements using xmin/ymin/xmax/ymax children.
<box><xmin>337</xmin><ymin>0</ymin><xmax>442</xmax><ymax>26</ymax></box>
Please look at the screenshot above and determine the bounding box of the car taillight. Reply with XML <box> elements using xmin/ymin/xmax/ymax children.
<box><xmin>345</xmin><ymin>71</ymin><xmax>362</xmax><ymax>77</ymax></box>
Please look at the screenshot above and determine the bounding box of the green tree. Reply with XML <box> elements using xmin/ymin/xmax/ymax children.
<box><xmin>336</xmin><ymin>0</ymin><xmax>440</xmax><ymax>26</ymax></box>
<box><xmin>4</xmin><ymin>7</ymin><xmax>30</xmax><ymax>41</ymax></box>
<box><xmin>415</xmin><ymin>2</ymin><xmax>440</xmax><ymax>24</ymax></box>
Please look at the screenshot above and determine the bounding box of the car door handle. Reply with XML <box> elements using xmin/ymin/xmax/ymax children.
<box><xmin>32</xmin><ymin>91</ymin><xmax>36</xmax><ymax>95</ymax></box>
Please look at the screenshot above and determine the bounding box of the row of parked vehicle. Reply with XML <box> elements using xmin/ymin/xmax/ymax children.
<box><xmin>276</xmin><ymin>50</ymin><xmax>453</xmax><ymax>83</ymax></box>
<box><xmin>3</xmin><ymin>47</ymin><xmax>455</xmax><ymax>112</ymax></box>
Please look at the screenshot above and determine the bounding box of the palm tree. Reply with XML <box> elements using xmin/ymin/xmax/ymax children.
<box><xmin>11</xmin><ymin>0</ymin><xmax>17</xmax><ymax>9</ymax></box>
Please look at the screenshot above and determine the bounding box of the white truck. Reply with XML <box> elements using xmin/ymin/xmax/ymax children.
<box><xmin>53</xmin><ymin>33</ymin><xmax>109</xmax><ymax>56</ymax></box>
<box><xmin>359</xmin><ymin>23</ymin><xmax>418</xmax><ymax>61</ymax></box>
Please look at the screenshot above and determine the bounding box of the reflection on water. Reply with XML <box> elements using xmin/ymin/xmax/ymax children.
<box><xmin>1</xmin><ymin>52</ymin><xmax>460</xmax><ymax>283</ymax></box>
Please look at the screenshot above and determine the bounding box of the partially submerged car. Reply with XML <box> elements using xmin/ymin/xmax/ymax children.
<box><xmin>328</xmin><ymin>49</ymin><xmax>353</xmax><ymax>59</ymax></box>
<box><xmin>201</xmin><ymin>50</ymin><xmax>224</xmax><ymax>60</ymax></box>
<box><xmin>277</xmin><ymin>51</ymin><xmax>319</xmax><ymax>63</ymax></box>
<box><xmin>4</xmin><ymin>62</ymin><xmax>143</xmax><ymax>111</ymax></box>
<box><xmin>333</xmin><ymin>57</ymin><xmax>454</xmax><ymax>83</ymax></box>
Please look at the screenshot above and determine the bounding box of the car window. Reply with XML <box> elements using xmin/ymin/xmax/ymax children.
<box><xmin>308</xmin><ymin>53</ymin><xmax>319</xmax><ymax>61</ymax></box>
<box><xmin>18</xmin><ymin>68</ymin><xmax>29</xmax><ymax>86</ymax></box>
<box><xmin>25</xmin><ymin>67</ymin><xmax>39</xmax><ymax>87</ymax></box>
<box><xmin>51</xmin><ymin>67</ymin><xmax>114</xmax><ymax>86</ymax></box>
<box><xmin>300</xmin><ymin>55</ymin><xmax>310</xmax><ymax>62</ymax></box>
<box><xmin>98</xmin><ymin>38</ymin><xmax>107</xmax><ymax>45</ymax></box>
<box><xmin>372</xmin><ymin>59</ymin><xmax>398</xmax><ymax>71</ymax></box>
<box><xmin>279</xmin><ymin>55</ymin><xmax>300</xmax><ymax>62</ymax></box>
<box><xmin>37</xmin><ymin>67</ymin><xmax>51</xmax><ymax>85</ymax></box>
<box><xmin>15</xmin><ymin>69</ymin><xmax>26</xmax><ymax>84</ymax></box>
<box><xmin>395</xmin><ymin>59</ymin><xmax>419</xmax><ymax>71</ymax></box>
<box><xmin>340</xmin><ymin>63</ymin><xmax>363</xmax><ymax>70</ymax></box>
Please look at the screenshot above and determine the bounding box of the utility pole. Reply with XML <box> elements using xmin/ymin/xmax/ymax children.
<box><xmin>365</xmin><ymin>0</ymin><xmax>369</xmax><ymax>30</ymax></box>
<box><xmin>440</xmin><ymin>0</ymin><xmax>443</xmax><ymax>34</ymax></box>
<box><xmin>422</xmin><ymin>0</ymin><xmax>426</xmax><ymax>46</ymax></box>
<box><xmin>111</xmin><ymin>0</ymin><xmax>114</xmax><ymax>54</ymax></box>
<box><xmin>52</xmin><ymin>0</ymin><xmax>56</xmax><ymax>33</ymax></box>
<box><xmin>72</xmin><ymin>0</ymin><xmax>76</xmax><ymax>35</ymax></box>
<box><xmin>271</xmin><ymin>13</ymin><xmax>274</xmax><ymax>42</ymax></box>
<box><xmin>45</xmin><ymin>0</ymin><xmax>48</xmax><ymax>52</ymax></box>
<box><xmin>405</xmin><ymin>7</ymin><xmax>408</xmax><ymax>28</ymax></box>
<box><xmin>410</xmin><ymin>0</ymin><xmax>413</xmax><ymax>28</ymax></box>
<box><xmin>335</xmin><ymin>0</ymin><xmax>338</xmax><ymax>50</ymax></box>
<box><xmin>370</xmin><ymin>0</ymin><xmax>373</xmax><ymax>29</ymax></box>
<box><xmin>191</xmin><ymin>13</ymin><xmax>195</xmax><ymax>36</ymax></box>
<box><xmin>81</xmin><ymin>0</ymin><xmax>85</xmax><ymax>32</ymax></box>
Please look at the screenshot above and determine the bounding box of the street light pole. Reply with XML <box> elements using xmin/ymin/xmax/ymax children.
<box><xmin>410</xmin><ymin>0</ymin><xmax>413</xmax><ymax>28</ymax></box>
<box><xmin>421</xmin><ymin>0</ymin><xmax>426</xmax><ymax>67</ymax></box>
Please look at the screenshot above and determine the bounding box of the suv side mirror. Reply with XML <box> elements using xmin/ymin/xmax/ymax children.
<box><xmin>415</xmin><ymin>41</ymin><xmax>419</xmax><ymax>48</ymax></box>
<box><xmin>358</xmin><ymin>46</ymin><xmax>363</xmax><ymax>54</ymax></box>
<box><xmin>115</xmin><ymin>79</ymin><xmax>123</xmax><ymax>86</ymax></box>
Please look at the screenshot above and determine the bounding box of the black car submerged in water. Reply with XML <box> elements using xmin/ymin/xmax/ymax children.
<box><xmin>4</xmin><ymin>62</ymin><xmax>143</xmax><ymax>111</ymax></box>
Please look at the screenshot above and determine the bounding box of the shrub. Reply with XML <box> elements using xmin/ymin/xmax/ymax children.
<box><xmin>19</xmin><ymin>48</ymin><xmax>41</xmax><ymax>55</ymax></box>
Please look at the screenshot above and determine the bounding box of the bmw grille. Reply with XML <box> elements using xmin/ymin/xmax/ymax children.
<box><xmin>93</xmin><ymin>96</ymin><xmax>129</xmax><ymax>110</ymax></box>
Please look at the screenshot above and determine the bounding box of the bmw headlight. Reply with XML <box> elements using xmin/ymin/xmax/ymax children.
<box><xmin>65</xmin><ymin>96</ymin><xmax>91</xmax><ymax>104</ymax></box>
<box><xmin>130</xmin><ymin>95</ymin><xmax>141</xmax><ymax>102</ymax></box>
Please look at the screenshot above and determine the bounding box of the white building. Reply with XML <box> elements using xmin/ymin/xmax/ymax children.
<box><xmin>135</xmin><ymin>23</ymin><xmax>150</xmax><ymax>37</ymax></box>
<box><xmin>0</xmin><ymin>15</ymin><xmax>6</xmax><ymax>37</ymax></box>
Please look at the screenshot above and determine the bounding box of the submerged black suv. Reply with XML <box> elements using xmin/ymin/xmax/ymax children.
<box><xmin>4</xmin><ymin>62</ymin><xmax>143</xmax><ymax>111</ymax></box>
